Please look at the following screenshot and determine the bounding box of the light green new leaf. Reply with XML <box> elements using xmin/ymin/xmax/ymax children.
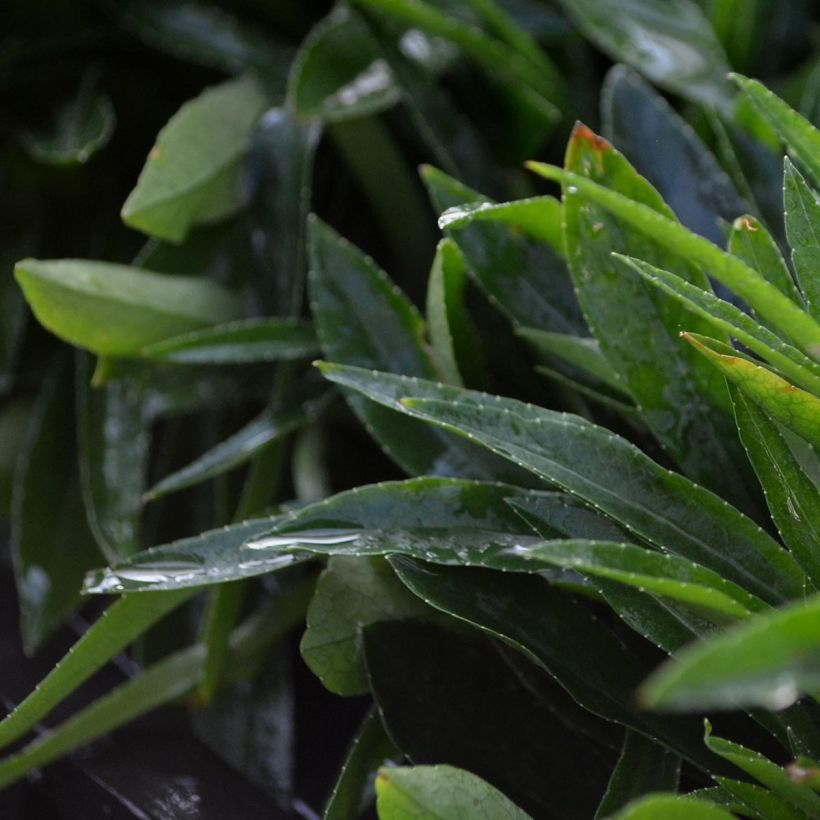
<box><xmin>783</xmin><ymin>158</ymin><xmax>820</xmax><ymax>320</ymax></box>
<box><xmin>527</xmin><ymin>161</ymin><xmax>820</xmax><ymax>360</ymax></box>
<box><xmin>557</xmin><ymin>0</ymin><xmax>732</xmax><ymax>109</ymax></box>
<box><xmin>703</xmin><ymin>723</ymin><xmax>820</xmax><ymax>817</ymax></box>
<box><xmin>301</xmin><ymin>556</ymin><xmax>430</xmax><ymax>696</ymax></box>
<box><xmin>0</xmin><ymin>589</ymin><xmax>193</xmax><ymax>752</ymax></box>
<box><xmin>642</xmin><ymin>596</ymin><xmax>820</xmax><ymax>712</ymax></box>
<box><xmin>732</xmin><ymin>386</ymin><xmax>820</xmax><ymax>588</ymax></box>
<box><xmin>684</xmin><ymin>333</ymin><xmax>820</xmax><ymax>448</ymax></box>
<box><xmin>288</xmin><ymin>6</ymin><xmax>400</xmax><ymax>123</ymax></box>
<box><xmin>610</xmin><ymin>794</ymin><xmax>735</xmax><ymax>820</ymax></box>
<box><xmin>425</xmin><ymin>238</ymin><xmax>484</xmax><ymax>387</ymax></box>
<box><xmin>140</xmin><ymin>318</ymin><xmax>319</xmax><ymax>364</ymax></box>
<box><xmin>731</xmin><ymin>74</ymin><xmax>820</xmax><ymax>190</ymax></box>
<box><xmin>595</xmin><ymin>731</ymin><xmax>680</xmax><ymax>819</ymax></box>
<box><xmin>319</xmin><ymin>363</ymin><xmax>805</xmax><ymax>605</ymax></box>
<box><xmin>526</xmin><ymin>540</ymin><xmax>766</xmax><ymax>619</ymax></box>
<box><xmin>617</xmin><ymin>255</ymin><xmax>820</xmax><ymax>394</ymax></box>
<box><xmin>727</xmin><ymin>215</ymin><xmax>803</xmax><ymax>308</ymax></box>
<box><xmin>15</xmin><ymin>258</ymin><xmax>241</xmax><ymax>357</ymax></box>
<box><xmin>375</xmin><ymin>765</ymin><xmax>532</xmax><ymax>820</ymax></box>
<box><xmin>121</xmin><ymin>75</ymin><xmax>268</xmax><ymax>243</ymax></box>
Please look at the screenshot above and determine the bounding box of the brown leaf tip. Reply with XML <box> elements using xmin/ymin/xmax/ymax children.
<box><xmin>570</xmin><ymin>122</ymin><xmax>612</xmax><ymax>153</ymax></box>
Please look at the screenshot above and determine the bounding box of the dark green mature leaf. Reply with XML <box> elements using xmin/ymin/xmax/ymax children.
<box><xmin>731</xmin><ymin>74</ymin><xmax>820</xmax><ymax>189</ymax></box>
<box><xmin>618</xmin><ymin>255</ymin><xmax>820</xmax><ymax>395</ymax></box>
<box><xmin>732</xmin><ymin>387</ymin><xmax>820</xmax><ymax>588</ymax></box>
<box><xmin>324</xmin><ymin>709</ymin><xmax>400</xmax><ymax>820</ymax></box>
<box><xmin>363</xmin><ymin>617</ymin><xmax>610</xmax><ymax>818</ymax></box>
<box><xmin>288</xmin><ymin>5</ymin><xmax>400</xmax><ymax>123</ymax></box>
<box><xmin>21</xmin><ymin>73</ymin><xmax>115</xmax><ymax>166</ymax></box>
<box><xmin>308</xmin><ymin>216</ymin><xmax>532</xmax><ymax>484</ymax></box>
<box><xmin>121</xmin><ymin>75</ymin><xmax>269</xmax><ymax>243</ymax></box>
<box><xmin>12</xmin><ymin>360</ymin><xmax>102</xmax><ymax>653</ymax></box>
<box><xmin>14</xmin><ymin>259</ymin><xmax>242</xmax><ymax>357</ymax></box>
<box><xmin>595</xmin><ymin>731</ymin><xmax>681</xmax><ymax>819</ymax></box>
<box><xmin>387</xmin><ymin>562</ymin><xmax>714</xmax><ymax>772</ymax></box>
<box><xmin>602</xmin><ymin>66</ymin><xmax>744</xmax><ymax>245</ymax></box>
<box><xmin>712</xmin><ymin>777</ymin><xmax>806</xmax><ymax>820</ymax></box>
<box><xmin>140</xmin><ymin>318</ymin><xmax>319</xmax><ymax>364</ymax></box>
<box><xmin>642</xmin><ymin>595</ymin><xmax>820</xmax><ymax>711</ymax></box>
<box><xmin>301</xmin><ymin>556</ymin><xmax>431</xmax><ymax>696</ymax></box>
<box><xmin>528</xmin><ymin>161</ymin><xmax>820</xmax><ymax>360</ymax></box>
<box><xmin>684</xmin><ymin>333</ymin><xmax>820</xmax><ymax>449</ymax></box>
<box><xmin>0</xmin><ymin>590</ymin><xmax>194</xmax><ymax>751</ymax></box>
<box><xmin>610</xmin><ymin>794</ymin><xmax>735</xmax><ymax>819</ymax></box>
<box><xmin>375</xmin><ymin>764</ymin><xmax>532</xmax><ymax>820</ymax></box>
<box><xmin>559</xmin><ymin>124</ymin><xmax>754</xmax><ymax>505</ymax></box>
<box><xmin>320</xmin><ymin>364</ymin><xmax>805</xmax><ymax>604</ymax></box>
<box><xmin>0</xmin><ymin>245</ymin><xmax>27</xmax><ymax>394</ymax></box>
<box><xmin>703</xmin><ymin>723</ymin><xmax>820</xmax><ymax>816</ymax></box>
<box><xmin>557</xmin><ymin>0</ymin><xmax>733</xmax><ymax>108</ymax></box>
<box><xmin>727</xmin><ymin>215</ymin><xmax>803</xmax><ymax>308</ymax></box>
<box><xmin>77</xmin><ymin>354</ymin><xmax>149</xmax><ymax>561</ymax></box>
<box><xmin>425</xmin><ymin>238</ymin><xmax>484</xmax><ymax>387</ymax></box>
<box><xmin>783</xmin><ymin>158</ymin><xmax>820</xmax><ymax>320</ymax></box>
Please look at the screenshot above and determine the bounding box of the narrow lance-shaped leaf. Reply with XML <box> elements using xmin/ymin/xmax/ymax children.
<box><xmin>683</xmin><ymin>333</ymin><xmax>820</xmax><ymax>449</ymax></box>
<box><xmin>121</xmin><ymin>75</ymin><xmax>269</xmax><ymax>243</ymax></box>
<box><xmin>527</xmin><ymin>161</ymin><xmax>820</xmax><ymax>360</ymax></box>
<box><xmin>375</xmin><ymin>765</ymin><xmax>532</xmax><ymax>820</ymax></box>
<box><xmin>642</xmin><ymin>596</ymin><xmax>820</xmax><ymax>712</ymax></box>
<box><xmin>318</xmin><ymin>364</ymin><xmax>806</xmax><ymax>604</ymax></box>
<box><xmin>731</xmin><ymin>385</ymin><xmax>820</xmax><ymax>588</ymax></box>
<box><xmin>15</xmin><ymin>258</ymin><xmax>242</xmax><ymax>357</ymax></box>
<box><xmin>727</xmin><ymin>214</ymin><xmax>803</xmax><ymax>308</ymax></box>
<box><xmin>616</xmin><ymin>255</ymin><xmax>820</xmax><ymax>395</ymax></box>
<box><xmin>783</xmin><ymin>157</ymin><xmax>820</xmax><ymax>321</ymax></box>
<box><xmin>559</xmin><ymin>124</ymin><xmax>754</xmax><ymax>507</ymax></box>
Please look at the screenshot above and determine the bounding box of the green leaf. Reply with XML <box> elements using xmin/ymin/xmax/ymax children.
<box><xmin>526</xmin><ymin>540</ymin><xmax>766</xmax><ymax>619</ymax></box>
<box><xmin>595</xmin><ymin>731</ymin><xmax>681</xmax><ymax>819</ymax></box>
<box><xmin>783</xmin><ymin>158</ymin><xmax>820</xmax><ymax>321</ymax></box>
<box><xmin>324</xmin><ymin>709</ymin><xmax>400</xmax><ymax>820</ymax></box>
<box><xmin>363</xmin><ymin>618</ymin><xmax>612</xmax><ymax>817</ymax></box>
<box><xmin>145</xmin><ymin>387</ymin><xmax>330</xmax><ymax>501</ymax></box>
<box><xmin>610</xmin><ymin>794</ymin><xmax>735</xmax><ymax>820</ymax></box>
<box><xmin>121</xmin><ymin>75</ymin><xmax>268</xmax><ymax>243</ymax></box>
<box><xmin>617</xmin><ymin>255</ymin><xmax>820</xmax><ymax>395</ymax></box>
<box><xmin>683</xmin><ymin>333</ymin><xmax>820</xmax><ymax>449</ymax></box>
<box><xmin>556</xmin><ymin>0</ymin><xmax>732</xmax><ymax>108</ymax></box>
<box><xmin>140</xmin><ymin>318</ymin><xmax>319</xmax><ymax>364</ymax></box>
<box><xmin>77</xmin><ymin>354</ymin><xmax>150</xmax><ymax>561</ymax></box>
<box><xmin>375</xmin><ymin>764</ymin><xmax>532</xmax><ymax>820</ymax></box>
<box><xmin>731</xmin><ymin>74</ymin><xmax>820</xmax><ymax>189</ymax></box>
<box><xmin>387</xmin><ymin>561</ymin><xmax>715</xmax><ymax>771</ymax></box>
<box><xmin>559</xmin><ymin>124</ymin><xmax>754</xmax><ymax>505</ymax></box>
<box><xmin>0</xmin><ymin>245</ymin><xmax>26</xmax><ymax>394</ymax></box>
<box><xmin>425</xmin><ymin>238</ymin><xmax>484</xmax><ymax>387</ymax></box>
<box><xmin>0</xmin><ymin>589</ymin><xmax>193</xmax><ymax>751</ymax></box>
<box><xmin>714</xmin><ymin>777</ymin><xmax>807</xmax><ymax>820</ymax></box>
<box><xmin>601</xmin><ymin>66</ymin><xmax>744</xmax><ymax>245</ymax></box>
<box><xmin>642</xmin><ymin>596</ymin><xmax>820</xmax><ymax>711</ymax></box>
<box><xmin>21</xmin><ymin>72</ymin><xmax>115</xmax><ymax>166</ymax></box>
<box><xmin>731</xmin><ymin>386</ymin><xmax>820</xmax><ymax>588</ymax></box>
<box><xmin>727</xmin><ymin>215</ymin><xmax>803</xmax><ymax>309</ymax></box>
<box><xmin>301</xmin><ymin>556</ymin><xmax>431</xmax><ymax>696</ymax></box>
<box><xmin>15</xmin><ymin>258</ymin><xmax>242</xmax><ymax>357</ymax></box>
<box><xmin>308</xmin><ymin>216</ymin><xmax>531</xmax><ymax>483</ymax></box>
<box><xmin>703</xmin><ymin>723</ymin><xmax>820</xmax><ymax>817</ymax></box>
<box><xmin>12</xmin><ymin>360</ymin><xmax>102</xmax><ymax>653</ymax></box>
<box><xmin>319</xmin><ymin>364</ymin><xmax>805</xmax><ymax>604</ymax></box>
<box><xmin>527</xmin><ymin>160</ymin><xmax>820</xmax><ymax>361</ymax></box>
<box><xmin>288</xmin><ymin>6</ymin><xmax>400</xmax><ymax>123</ymax></box>
<box><xmin>85</xmin><ymin>478</ymin><xmax>531</xmax><ymax>593</ymax></box>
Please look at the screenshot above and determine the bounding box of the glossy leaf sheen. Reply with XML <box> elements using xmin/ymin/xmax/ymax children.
<box><xmin>121</xmin><ymin>75</ymin><xmax>268</xmax><ymax>242</ymax></box>
<box><xmin>320</xmin><ymin>364</ymin><xmax>804</xmax><ymax>604</ymax></box>
<box><xmin>783</xmin><ymin>158</ymin><xmax>820</xmax><ymax>321</ymax></box>
<box><xmin>14</xmin><ymin>258</ymin><xmax>241</xmax><ymax>357</ymax></box>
